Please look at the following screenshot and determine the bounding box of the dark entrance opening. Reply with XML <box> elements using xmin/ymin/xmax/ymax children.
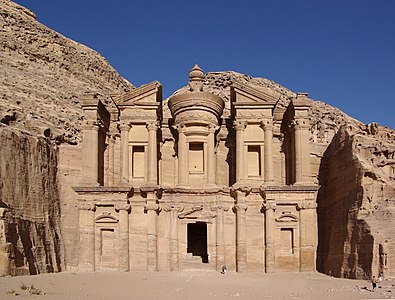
<box><xmin>187</xmin><ymin>222</ymin><xmax>208</xmax><ymax>263</ymax></box>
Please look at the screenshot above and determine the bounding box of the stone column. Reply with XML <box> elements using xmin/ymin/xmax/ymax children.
<box><xmin>119</xmin><ymin>121</ymin><xmax>131</xmax><ymax>183</ymax></box>
<box><xmin>107</xmin><ymin>123</ymin><xmax>118</xmax><ymax>186</ymax></box>
<box><xmin>147</xmin><ymin>122</ymin><xmax>158</xmax><ymax>185</ymax></box>
<box><xmin>212</xmin><ymin>205</ymin><xmax>229</xmax><ymax>271</ymax></box>
<box><xmin>78</xmin><ymin>203</ymin><xmax>96</xmax><ymax>271</ymax></box>
<box><xmin>81</xmin><ymin>121</ymin><xmax>100</xmax><ymax>184</ymax></box>
<box><xmin>177</xmin><ymin>124</ymin><xmax>188</xmax><ymax>187</ymax></box>
<box><xmin>234</xmin><ymin>121</ymin><xmax>247</xmax><ymax>183</ymax></box>
<box><xmin>264</xmin><ymin>201</ymin><xmax>276</xmax><ymax>273</ymax></box>
<box><xmin>297</xmin><ymin>201</ymin><xmax>317</xmax><ymax>272</ymax></box>
<box><xmin>115</xmin><ymin>203</ymin><xmax>131</xmax><ymax>271</ymax></box>
<box><xmin>207</xmin><ymin>125</ymin><xmax>217</xmax><ymax>186</ymax></box>
<box><xmin>262</xmin><ymin>120</ymin><xmax>274</xmax><ymax>183</ymax></box>
<box><xmin>145</xmin><ymin>193</ymin><xmax>159</xmax><ymax>271</ymax></box>
<box><xmin>293</xmin><ymin>119</ymin><xmax>311</xmax><ymax>184</ymax></box>
<box><xmin>164</xmin><ymin>205</ymin><xmax>183</xmax><ymax>271</ymax></box>
<box><xmin>234</xmin><ymin>189</ymin><xmax>249</xmax><ymax>272</ymax></box>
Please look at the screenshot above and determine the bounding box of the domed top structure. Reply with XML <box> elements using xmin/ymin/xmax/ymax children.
<box><xmin>168</xmin><ymin>65</ymin><xmax>225</xmax><ymax>125</ymax></box>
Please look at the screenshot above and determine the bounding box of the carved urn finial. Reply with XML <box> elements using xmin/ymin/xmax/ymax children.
<box><xmin>189</xmin><ymin>64</ymin><xmax>204</xmax><ymax>91</ymax></box>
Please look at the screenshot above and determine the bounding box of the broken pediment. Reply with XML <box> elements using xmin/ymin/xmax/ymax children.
<box><xmin>113</xmin><ymin>81</ymin><xmax>162</xmax><ymax>107</ymax></box>
<box><xmin>275</xmin><ymin>213</ymin><xmax>299</xmax><ymax>223</ymax></box>
<box><xmin>178</xmin><ymin>205</ymin><xmax>216</xmax><ymax>223</ymax></box>
<box><xmin>95</xmin><ymin>212</ymin><xmax>119</xmax><ymax>223</ymax></box>
<box><xmin>231</xmin><ymin>82</ymin><xmax>278</xmax><ymax>105</ymax></box>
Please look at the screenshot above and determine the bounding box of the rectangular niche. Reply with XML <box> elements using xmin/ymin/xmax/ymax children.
<box><xmin>100</xmin><ymin>228</ymin><xmax>116</xmax><ymax>269</ymax></box>
<box><xmin>189</xmin><ymin>142</ymin><xmax>204</xmax><ymax>174</ymax></box>
<box><xmin>280</xmin><ymin>228</ymin><xmax>294</xmax><ymax>255</ymax></box>
<box><xmin>247</xmin><ymin>145</ymin><xmax>261</xmax><ymax>177</ymax></box>
<box><xmin>132</xmin><ymin>145</ymin><xmax>145</xmax><ymax>178</ymax></box>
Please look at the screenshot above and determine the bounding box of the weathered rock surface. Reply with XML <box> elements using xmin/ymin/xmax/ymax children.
<box><xmin>317</xmin><ymin>124</ymin><xmax>395</xmax><ymax>278</ymax></box>
<box><xmin>0</xmin><ymin>0</ymin><xmax>133</xmax><ymax>144</ymax></box>
<box><xmin>0</xmin><ymin>127</ymin><xmax>61</xmax><ymax>275</ymax></box>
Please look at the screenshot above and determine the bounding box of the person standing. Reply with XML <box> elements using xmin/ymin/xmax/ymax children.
<box><xmin>372</xmin><ymin>275</ymin><xmax>378</xmax><ymax>290</ymax></box>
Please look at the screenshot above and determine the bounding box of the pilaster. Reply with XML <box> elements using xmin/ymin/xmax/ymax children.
<box><xmin>146</xmin><ymin>121</ymin><xmax>159</xmax><ymax>185</ymax></box>
<box><xmin>206</xmin><ymin>124</ymin><xmax>218</xmax><ymax>186</ymax></box>
<box><xmin>211</xmin><ymin>205</ymin><xmax>229</xmax><ymax>271</ymax></box>
<box><xmin>261</xmin><ymin>120</ymin><xmax>274</xmax><ymax>184</ymax></box>
<box><xmin>163</xmin><ymin>205</ymin><xmax>183</xmax><ymax>271</ymax></box>
<box><xmin>234</xmin><ymin>120</ymin><xmax>247</xmax><ymax>183</ymax></box>
<box><xmin>78</xmin><ymin>202</ymin><xmax>96</xmax><ymax>271</ymax></box>
<box><xmin>144</xmin><ymin>190</ymin><xmax>160</xmax><ymax>271</ymax></box>
<box><xmin>264</xmin><ymin>201</ymin><xmax>276</xmax><ymax>273</ymax></box>
<box><xmin>115</xmin><ymin>203</ymin><xmax>131</xmax><ymax>271</ymax></box>
<box><xmin>297</xmin><ymin>201</ymin><xmax>317</xmax><ymax>272</ymax></box>
<box><xmin>81</xmin><ymin>121</ymin><xmax>100</xmax><ymax>185</ymax></box>
<box><xmin>233</xmin><ymin>186</ymin><xmax>250</xmax><ymax>272</ymax></box>
<box><xmin>119</xmin><ymin>121</ymin><xmax>131</xmax><ymax>183</ymax></box>
<box><xmin>176</xmin><ymin>124</ymin><xmax>188</xmax><ymax>187</ymax></box>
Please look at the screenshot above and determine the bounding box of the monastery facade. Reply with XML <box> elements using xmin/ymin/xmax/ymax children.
<box><xmin>73</xmin><ymin>65</ymin><xmax>319</xmax><ymax>273</ymax></box>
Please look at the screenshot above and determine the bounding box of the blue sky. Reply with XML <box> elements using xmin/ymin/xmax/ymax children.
<box><xmin>14</xmin><ymin>0</ymin><xmax>395</xmax><ymax>129</ymax></box>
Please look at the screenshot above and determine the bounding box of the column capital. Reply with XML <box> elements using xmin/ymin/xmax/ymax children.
<box><xmin>260</xmin><ymin>119</ymin><xmax>273</xmax><ymax>131</ymax></box>
<box><xmin>146</xmin><ymin>121</ymin><xmax>159</xmax><ymax>131</ymax></box>
<box><xmin>293</xmin><ymin>118</ymin><xmax>310</xmax><ymax>130</ymax></box>
<box><xmin>297</xmin><ymin>201</ymin><xmax>317</xmax><ymax>210</ymax></box>
<box><xmin>78</xmin><ymin>202</ymin><xmax>96</xmax><ymax>211</ymax></box>
<box><xmin>231</xmin><ymin>184</ymin><xmax>252</xmax><ymax>195</ymax></box>
<box><xmin>263</xmin><ymin>201</ymin><xmax>276</xmax><ymax>211</ymax></box>
<box><xmin>163</xmin><ymin>204</ymin><xmax>184</xmax><ymax>213</ymax></box>
<box><xmin>211</xmin><ymin>205</ymin><xmax>229</xmax><ymax>212</ymax></box>
<box><xmin>81</xmin><ymin>120</ymin><xmax>100</xmax><ymax>131</ymax></box>
<box><xmin>234</xmin><ymin>203</ymin><xmax>248</xmax><ymax>212</ymax></box>
<box><xmin>208</xmin><ymin>123</ymin><xmax>219</xmax><ymax>133</ymax></box>
<box><xmin>145</xmin><ymin>203</ymin><xmax>160</xmax><ymax>212</ymax></box>
<box><xmin>119</xmin><ymin>121</ymin><xmax>132</xmax><ymax>132</ymax></box>
<box><xmin>173</xmin><ymin>122</ymin><xmax>187</xmax><ymax>133</ymax></box>
<box><xmin>115</xmin><ymin>203</ymin><xmax>131</xmax><ymax>212</ymax></box>
<box><xmin>233</xmin><ymin>120</ymin><xmax>247</xmax><ymax>131</ymax></box>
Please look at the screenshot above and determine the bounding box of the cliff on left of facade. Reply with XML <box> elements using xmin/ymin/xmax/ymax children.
<box><xmin>0</xmin><ymin>0</ymin><xmax>133</xmax><ymax>275</ymax></box>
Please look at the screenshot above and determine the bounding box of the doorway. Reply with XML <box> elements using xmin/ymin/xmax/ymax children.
<box><xmin>187</xmin><ymin>222</ymin><xmax>208</xmax><ymax>263</ymax></box>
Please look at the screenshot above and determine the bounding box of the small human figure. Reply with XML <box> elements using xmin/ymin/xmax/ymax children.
<box><xmin>372</xmin><ymin>275</ymin><xmax>378</xmax><ymax>290</ymax></box>
<box><xmin>221</xmin><ymin>265</ymin><xmax>227</xmax><ymax>274</ymax></box>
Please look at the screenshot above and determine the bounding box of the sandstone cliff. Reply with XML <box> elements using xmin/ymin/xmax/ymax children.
<box><xmin>317</xmin><ymin>125</ymin><xmax>395</xmax><ymax>278</ymax></box>
<box><xmin>0</xmin><ymin>0</ymin><xmax>133</xmax><ymax>275</ymax></box>
<box><xmin>0</xmin><ymin>0</ymin><xmax>133</xmax><ymax>144</ymax></box>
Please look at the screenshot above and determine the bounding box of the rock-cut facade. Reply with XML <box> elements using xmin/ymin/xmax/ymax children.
<box><xmin>72</xmin><ymin>65</ymin><xmax>319</xmax><ymax>273</ymax></box>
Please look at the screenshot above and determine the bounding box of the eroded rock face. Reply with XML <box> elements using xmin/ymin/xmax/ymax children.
<box><xmin>0</xmin><ymin>127</ymin><xmax>61</xmax><ymax>275</ymax></box>
<box><xmin>317</xmin><ymin>125</ymin><xmax>395</xmax><ymax>278</ymax></box>
<box><xmin>0</xmin><ymin>0</ymin><xmax>133</xmax><ymax>144</ymax></box>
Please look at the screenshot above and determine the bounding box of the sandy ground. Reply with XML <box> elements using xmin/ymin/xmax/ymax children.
<box><xmin>0</xmin><ymin>271</ymin><xmax>394</xmax><ymax>300</ymax></box>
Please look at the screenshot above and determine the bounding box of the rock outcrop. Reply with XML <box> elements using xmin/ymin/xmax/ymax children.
<box><xmin>0</xmin><ymin>127</ymin><xmax>61</xmax><ymax>275</ymax></box>
<box><xmin>0</xmin><ymin>0</ymin><xmax>133</xmax><ymax>144</ymax></box>
<box><xmin>317</xmin><ymin>124</ymin><xmax>395</xmax><ymax>278</ymax></box>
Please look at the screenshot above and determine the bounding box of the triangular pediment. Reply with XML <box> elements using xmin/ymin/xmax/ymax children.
<box><xmin>113</xmin><ymin>81</ymin><xmax>162</xmax><ymax>106</ymax></box>
<box><xmin>231</xmin><ymin>82</ymin><xmax>278</xmax><ymax>105</ymax></box>
<box><xmin>178</xmin><ymin>205</ymin><xmax>216</xmax><ymax>220</ymax></box>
